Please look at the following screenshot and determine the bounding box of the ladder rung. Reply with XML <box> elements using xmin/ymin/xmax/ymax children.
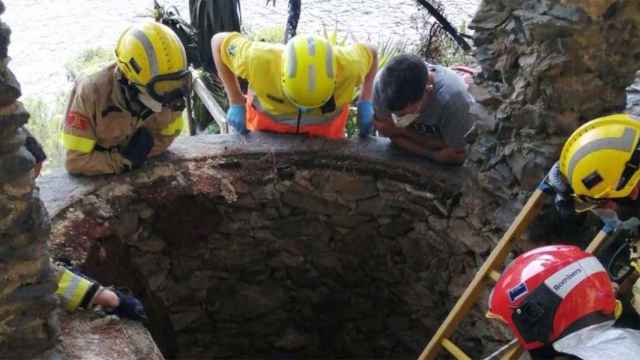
<box><xmin>487</xmin><ymin>269</ymin><xmax>502</xmax><ymax>283</ymax></box>
<box><xmin>500</xmin><ymin>339</ymin><xmax>524</xmax><ymax>360</ymax></box>
<box><xmin>441</xmin><ymin>338</ymin><xmax>472</xmax><ymax>360</ymax></box>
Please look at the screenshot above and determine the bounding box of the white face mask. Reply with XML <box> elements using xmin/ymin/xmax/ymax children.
<box><xmin>137</xmin><ymin>89</ymin><xmax>164</xmax><ymax>113</ymax></box>
<box><xmin>391</xmin><ymin>112</ymin><xmax>419</xmax><ymax>128</ymax></box>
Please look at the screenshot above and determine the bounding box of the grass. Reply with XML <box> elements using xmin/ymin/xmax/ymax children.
<box><xmin>24</xmin><ymin>47</ymin><xmax>113</xmax><ymax>173</ymax></box>
<box><xmin>23</xmin><ymin>95</ymin><xmax>67</xmax><ymax>172</ymax></box>
<box><xmin>64</xmin><ymin>47</ymin><xmax>113</xmax><ymax>82</ymax></box>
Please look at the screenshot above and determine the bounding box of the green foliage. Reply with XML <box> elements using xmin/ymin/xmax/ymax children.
<box><xmin>245</xmin><ymin>25</ymin><xmax>285</xmax><ymax>43</ymax></box>
<box><xmin>64</xmin><ymin>47</ymin><xmax>113</xmax><ymax>82</ymax></box>
<box><xmin>24</xmin><ymin>47</ymin><xmax>114</xmax><ymax>172</ymax></box>
<box><xmin>193</xmin><ymin>70</ymin><xmax>228</xmax><ymax>134</ymax></box>
<box><xmin>429</xmin><ymin>22</ymin><xmax>473</xmax><ymax>66</ymax></box>
<box><xmin>377</xmin><ymin>37</ymin><xmax>408</xmax><ymax>69</ymax></box>
<box><xmin>23</xmin><ymin>95</ymin><xmax>66</xmax><ymax>173</ymax></box>
<box><xmin>415</xmin><ymin>2</ymin><xmax>474</xmax><ymax>67</ymax></box>
<box><xmin>346</xmin><ymin>106</ymin><xmax>358</xmax><ymax>138</ymax></box>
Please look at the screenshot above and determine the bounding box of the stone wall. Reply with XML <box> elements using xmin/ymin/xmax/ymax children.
<box><xmin>0</xmin><ymin>1</ymin><xmax>59</xmax><ymax>358</ymax></box>
<box><xmin>43</xmin><ymin>134</ymin><xmax>511</xmax><ymax>359</ymax></box>
<box><xmin>468</xmin><ymin>0</ymin><xmax>640</xmax><ymax>197</ymax></box>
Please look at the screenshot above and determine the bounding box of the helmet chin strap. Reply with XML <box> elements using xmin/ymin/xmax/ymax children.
<box><xmin>137</xmin><ymin>91</ymin><xmax>163</xmax><ymax>113</ymax></box>
<box><xmin>119</xmin><ymin>79</ymin><xmax>153</xmax><ymax>120</ymax></box>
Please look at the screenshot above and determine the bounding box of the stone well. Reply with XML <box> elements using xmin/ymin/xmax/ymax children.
<box><xmin>41</xmin><ymin>134</ymin><xmax>509</xmax><ymax>359</ymax></box>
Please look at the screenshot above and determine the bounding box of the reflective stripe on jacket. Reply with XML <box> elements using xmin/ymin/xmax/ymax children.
<box><xmin>246</xmin><ymin>93</ymin><xmax>349</xmax><ymax>139</ymax></box>
<box><xmin>61</xmin><ymin>63</ymin><xmax>183</xmax><ymax>175</ymax></box>
<box><xmin>53</xmin><ymin>265</ymin><xmax>101</xmax><ymax>312</ymax></box>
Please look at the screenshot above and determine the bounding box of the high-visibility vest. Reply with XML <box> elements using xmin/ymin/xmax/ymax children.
<box><xmin>245</xmin><ymin>94</ymin><xmax>350</xmax><ymax>139</ymax></box>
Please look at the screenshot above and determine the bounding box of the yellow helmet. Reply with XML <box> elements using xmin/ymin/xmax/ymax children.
<box><xmin>115</xmin><ymin>22</ymin><xmax>190</xmax><ymax>105</ymax></box>
<box><xmin>559</xmin><ymin>114</ymin><xmax>640</xmax><ymax>200</ymax></box>
<box><xmin>281</xmin><ymin>34</ymin><xmax>337</xmax><ymax>109</ymax></box>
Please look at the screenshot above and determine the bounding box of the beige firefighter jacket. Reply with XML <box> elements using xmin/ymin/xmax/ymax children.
<box><xmin>62</xmin><ymin>63</ymin><xmax>183</xmax><ymax>175</ymax></box>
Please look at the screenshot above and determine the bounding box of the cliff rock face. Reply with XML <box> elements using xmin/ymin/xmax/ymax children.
<box><xmin>469</xmin><ymin>0</ymin><xmax>640</xmax><ymax>196</ymax></box>
<box><xmin>0</xmin><ymin>1</ymin><xmax>59</xmax><ymax>358</ymax></box>
<box><xmin>43</xmin><ymin>134</ymin><xmax>511</xmax><ymax>359</ymax></box>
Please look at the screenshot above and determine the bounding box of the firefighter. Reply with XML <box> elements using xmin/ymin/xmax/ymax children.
<box><xmin>211</xmin><ymin>31</ymin><xmax>377</xmax><ymax>138</ymax></box>
<box><xmin>62</xmin><ymin>22</ymin><xmax>190</xmax><ymax>175</ymax></box>
<box><xmin>24</xmin><ymin>136</ymin><xmax>146</xmax><ymax>321</ymax></box>
<box><xmin>53</xmin><ymin>263</ymin><xmax>147</xmax><ymax>321</ymax></box>
<box><xmin>546</xmin><ymin>114</ymin><xmax>640</xmax><ymax>230</ymax></box>
<box><xmin>488</xmin><ymin>245</ymin><xmax>640</xmax><ymax>360</ymax></box>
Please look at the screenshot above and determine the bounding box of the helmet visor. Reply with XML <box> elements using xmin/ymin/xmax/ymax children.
<box><xmin>146</xmin><ymin>70</ymin><xmax>191</xmax><ymax>105</ymax></box>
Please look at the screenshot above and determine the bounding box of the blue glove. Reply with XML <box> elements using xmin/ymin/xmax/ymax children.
<box><xmin>356</xmin><ymin>100</ymin><xmax>374</xmax><ymax>137</ymax></box>
<box><xmin>619</xmin><ymin>217</ymin><xmax>640</xmax><ymax>237</ymax></box>
<box><xmin>109</xmin><ymin>289</ymin><xmax>148</xmax><ymax>322</ymax></box>
<box><xmin>540</xmin><ymin>162</ymin><xmax>576</xmax><ymax>219</ymax></box>
<box><xmin>592</xmin><ymin>208</ymin><xmax>622</xmax><ymax>234</ymax></box>
<box><xmin>227</xmin><ymin>104</ymin><xmax>247</xmax><ymax>134</ymax></box>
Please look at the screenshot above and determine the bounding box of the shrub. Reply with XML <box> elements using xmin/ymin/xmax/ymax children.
<box><xmin>24</xmin><ymin>47</ymin><xmax>112</xmax><ymax>173</ymax></box>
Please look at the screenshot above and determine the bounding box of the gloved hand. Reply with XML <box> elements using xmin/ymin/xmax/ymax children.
<box><xmin>620</xmin><ymin>217</ymin><xmax>640</xmax><ymax>237</ymax></box>
<box><xmin>25</xmin><ymin>136</ymin><xmax>47</xmax><ymax>163</ymax></box>
<box><xmin>109</xmin><ymin>289</ymin><xmax>147</xmax><ymax>322</ymax></box>
<box><xmin>542</xmin><ymin>162</ymin><xmax>576</xmax><ymax>219</ymax></box>
<box><xmin>356</xmin><ymin>100</ymin><xmax>374</xmax><ymax>137</ymax></box>
<box><xmin>592</xmin><ymin>207</ymin><xmax>622</xmax><ymax>234</ymax></box>
<box><xmin>122</xmin><ymin>127</ymin><xmax>154</xmax><ymax>169</ymax></box>
<box><xmin>227</xmin><ymin>104</ymin><xmax>248</xmax><ymax>134</ymax></box>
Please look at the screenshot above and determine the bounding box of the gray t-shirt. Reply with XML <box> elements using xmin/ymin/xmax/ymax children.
<box><xmin>373</xmin><ymin>63</ymin><xmax>475</xmax><ymax>149</ymax></box>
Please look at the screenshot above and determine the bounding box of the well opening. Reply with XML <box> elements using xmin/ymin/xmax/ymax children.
<box><xmin>46</xmin><ymin>135</ymin><xmax>501</xmax><ymax>359</ymax></box>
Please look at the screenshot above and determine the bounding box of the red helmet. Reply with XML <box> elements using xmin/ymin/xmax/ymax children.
<box><xmin>487</xmin><ymin>245</ymin><xmax>616</xmax><ymax>350</ymax></box>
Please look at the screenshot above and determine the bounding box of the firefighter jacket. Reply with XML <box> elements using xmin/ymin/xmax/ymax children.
<box><xmin>62</xmin><ymin>63</ymin><xmax>183</xmax><ymax>175</ymax></box>
<box><xmin>53</xmin><ymin>263</ymin><xmax>104</xmax><ymax>312</ymax></box>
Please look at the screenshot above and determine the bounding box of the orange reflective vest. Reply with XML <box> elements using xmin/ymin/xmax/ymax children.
<box><xmin>245</xmin><ymin>94</ymin><xmax>349</xmax><ymax>139</ymax></box>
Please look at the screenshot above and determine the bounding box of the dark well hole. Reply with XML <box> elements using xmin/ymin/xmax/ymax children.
<box><xmin>77</xmin><ymin>168</ymin><xmax>473</xmax><ymax>359</ymax></box>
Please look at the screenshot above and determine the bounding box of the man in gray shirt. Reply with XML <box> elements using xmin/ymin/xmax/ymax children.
<box><xmin>373</xmin><ymin>54</ymin><xmax>475</xmax><ymax>165</ymax></box>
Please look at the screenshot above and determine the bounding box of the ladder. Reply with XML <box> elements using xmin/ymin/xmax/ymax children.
<box><xmin>417</xmin><ymin>187</ymin><xmax>611</xmax><ymax>360</ymax></box>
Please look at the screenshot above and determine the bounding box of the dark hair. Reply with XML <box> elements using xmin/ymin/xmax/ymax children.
<box><xmin>379</xmin><ymin>54</ymin><xmax>428</xmax><ymax>112</ymax></box>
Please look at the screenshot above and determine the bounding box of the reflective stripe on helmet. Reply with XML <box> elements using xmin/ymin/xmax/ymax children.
<box><xmin>62</xmin><ymin>133</ymin><xmax>96</xmax><ymax>153</ymax></box>
<box><xmin>307</xmin><ymin>64</ymin><xmax>316</xmax><ymax>92</ymax></box>
<box><xmin>566</xmin><ymin>127</ymin><xmax>636</xmax><ymax>192</ymax></box>
<box><xmin>286</xmin><ymin>43</ymin><xmax>297</xmax><ymax>78</ymax></box>
<box><xmin>544</xmin><ymin>256</ymin><xmax>606</xmax><ymax>299</ymax></box>
<box><xmin>130</xmin><ymin>29</ymin><xmax>159</xmax><ymax>78</ymax></box>
<box><xmin>161</xmin><ymin>115</ymin><xmax>184</xmax><ymax>136</ymax></box>
<box><xmin>55</xmin><ymin>268</ymin><xmax>93</xmax><ymax>311</ymax></box>
<box><xmin>325</xmin><ymin>44</ymin><xmax>334</xmax><ymax>79</ymax></box>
